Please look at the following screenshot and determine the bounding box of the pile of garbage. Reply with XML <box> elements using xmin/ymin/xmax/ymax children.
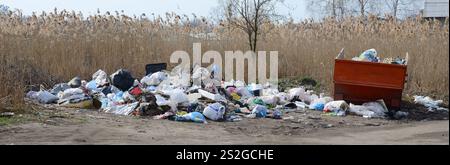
<box><xmin>26</xmin><ymin>64</ymin><xmax>422</xmax><ymax>124</ymax></box>
<box><xmin>351</xmin><ymin>49</ymin><xmax>407</xmax><ymax>65</ymax></box>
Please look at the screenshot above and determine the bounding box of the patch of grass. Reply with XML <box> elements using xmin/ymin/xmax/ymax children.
<box><xmin>0</xmin><ymin>116</ymin><xmax>21</xmax><ymax>126</ymax></box>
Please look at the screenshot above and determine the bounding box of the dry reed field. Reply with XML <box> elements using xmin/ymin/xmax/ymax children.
<box><xmin>0</xmin><ymin>9</ymin><xmax>448</xmax><ymax>111</ymax></box>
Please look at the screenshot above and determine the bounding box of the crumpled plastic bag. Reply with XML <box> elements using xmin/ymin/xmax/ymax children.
<box><xmin>324</xmin><ymin>100</ymin><xmax>349</xmax><ymax>116</ymax></box>
<box><xmin>414</xmin><ymin>95</ymin><xmax>448</xmax><ymax>111</ymax></box>
<box><xmin>192</xmin><ymin>66</ymin><xmax>210</xmax><ymax>86</ymax></box>
<box><xmin>349</xmin><ymin>104</ymin><xmax>374</xmax><ymax>118</ymax></box>
<box><xmin>348</xmin><ymin>100</ymin><xmax>387</xmax><ymax>118</ymax></box>
<box><xmin>236</xmin><ymin>87</ymin><xmax>252</xmax><ymax>99</ymax></box>
<box><xmin>252</xmin><ymin>105</ymin><xmax>268</xmax><ymax>118</ymax></box>
<box><xmin>92</xmin><ymin>69</ymin><xmax>108</xmax><ymax>86</ymax></box>
<box><xmin>174</xmin><ymin>112</ymin><xmax>206</xmax><ymax>123</ymax></box>
<box><xmin>259</xmin><ymin>95</ymin><xmax>279</xmax><ymax>106</ymax></box>
<box><xmin>289</xmin><ymin>87</ymin><xmax>317</xmax><ymax>104</ymax></box>
<box><xmin>353</xmin><ymin>49</ymin><xmax>380</xmax><ymax>62</ymax></box>
<box><xmin>167</xmin><ymin>88</ymin><xmax>189</xmax><ymax>104</ymax></box>
<box><xmin>203</xmin><ymin>103</ymin><xmax>226</xmax><ymax>121</ymax></box>
<box><xmin>309</xmin><ymin>97</ymin><xmax>333</xmax><ymax>111</ymax></box>
<box><xmin>198</xmin><ymin>89</ymin><xmax>226</xmax><ymax>102</ymax></box>
<box><xmin>103</xmin><ymin>102</ymin><xmax>139</xmax><ymax>115</ymax></box>
<box><xmin>141</xmin><ymin>71</ymin><xmax>167</xmax><ymax>86</ymax></box>
<box><xmin>57</xmin><ymin>88</ymin><xmax>84</xmax><ymax>100</ymax></box>
<box><xmin>35</xmin><ymin>91</ymin><xmax>59</xmax><ymax>104</ymax></box>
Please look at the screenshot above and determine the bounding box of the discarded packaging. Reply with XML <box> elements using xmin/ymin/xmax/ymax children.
<box><xmin>252</xmin><ymin>105</ymin><xmax>267</xmax><ymax>118</ymax></box>
<box><xmin>36</xmin><ymin>91</ymin><xmax>59</xmax><ymax>104</ymax></box>
<box><xmin>203</xmin><ymin>103</ymin><xmax>226</xmax><ymax>121</ymax></box>
<box><xmin>414</xmin><ymin>95</ymin><xmax>448</xmax><ymax>111</ymax></box>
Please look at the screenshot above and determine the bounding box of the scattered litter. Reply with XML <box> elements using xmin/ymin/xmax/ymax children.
<box><xmin>414</xmin><ymin>95</ymin><xmax>448</xmax><ymax>112</ymax></box>
<box><xmin>0</xmin><ymin>112</ymin><xmax>14</xmax><ymax>117</ymax></box>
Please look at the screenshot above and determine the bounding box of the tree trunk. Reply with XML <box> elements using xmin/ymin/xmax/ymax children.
<box><xmin>248</xmin><ymin>31</ymin><xmax>254</xmax><ymax>51</ymax></box>
<box><xmin>393</xmin><ymin>0</ymin><xmax>399</xmax><ymax>18</ymax></box>
<box><xmin>332</xmin><ymin>0</ymin><xmax>337</xmax><ymax>18</ymax></box>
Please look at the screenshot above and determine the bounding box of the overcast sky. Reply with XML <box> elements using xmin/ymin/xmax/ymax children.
<box><xmin>1</xmin><ymin>0</ymin><xmax>310</xmax><ymax>19</ymax></box>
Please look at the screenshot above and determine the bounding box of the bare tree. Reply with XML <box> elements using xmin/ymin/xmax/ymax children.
<box><xmin>384</xmin><ymin>0</ymin><xmax>421</xmax><ymax>19</ymax></box>
<box><xmin>356</xmin><ymin>0</ymin><xmax>371</xmax><ymax>17</ymax></box>
<box><xmin>221</xmin><ymin>0</ymin><xmax>282</xmax><ymax>52</ymax></box>
<box><xmin>307</xmin><ymin>0</ymin><xmax>349</xmax><ymax>19</ymax></box>
<box><xmin>0</xmin><ymin>4</ymin><xmax>9</xmax><ymax>15</ymax></box>
<box><xmin>385</xmin><ymin>0</ymin><xmax>400</xmax><ymax>18</ymax></box>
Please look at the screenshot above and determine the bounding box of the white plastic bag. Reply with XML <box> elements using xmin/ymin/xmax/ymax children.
<box><xmin>26</xmin><ymin>91</ymin><xmax>38</xmax><ymax>100</ymax></box>
<box><xmin>362</xmin><ymin>101</ymin><xmax>388</xmax><ymax>117</ymax></box>
<box><xmin>288</xmin><ymin>87</ymin><xmax>305</xmax><ymax>100</ymax></box>
<box><xmin>155</xmin><ymin>94</ymin><xmax>169</xmax><ymax>106</ymax></box>
<box><xmin>198</xmin><ymin>89</ymin><xmax>226</xmax><ymax>102</ymax></box>
<box><xmin>103</xmin><ymin>102</ymin><xmax>139</xmax><ymax>115</ymax></box>
<box><xmin>236</xmin><ymin>87</ymin><xmax>252</xmax><ymax>99</ymax></box>
<box><xmin>57</xmin><ymin>88</ymin><xmax>84</xmax><ymax>100</ymax></box>
<box><xmin>414</xmin><ymin>95</ymin><xmax>447</xmax><ymax>111</ymax></box>
<box><xmin>348</xmin><ymin>102</ymin><xmax>387</xmax><ymax>118</ymax></box>
<box><xmin>203</xmin><ymin>103</ymin><xmax>225</xmax><ymax>121</ymax></box>
<box><xmin>260</xmin><ymin>95</ymin><xmax>279</xmax><ymax>105</ymax></box>
<box><xmin>324</xmin><ymin>101</ymin><xmax>349</xmax><ymax>112</ymax></box>
<box><xmin>276</xmin><ymin>92</ymin><xmax>289</xmax><ymax>105</ymax></box>
<box><xmin>187</xmin><ymin>93</ymin><xmax>202</xmax><ymax>103</ymax></box>
<box><xmin>167</xmin><ymin>88</ymin><xmax>189</xmax><ymax>104</ymax></box>
<box><xmin>141</xmin><ymin>71</ymin><xmax>167</xmax><ymax>86</ymax></box>
<box><xmin>92</xmin><ymin>70</ymin><xmax>108</xmax><ymax>86</ymax></box>
<box><xmin>349</xmin><ymin>104</ymin><xmax>375</xmax><ymax>118</ymax></box>
<box><xmin>36</xmin><ymin>91</ymin><xmax>59</xmax><ymax>104</ymax></box>
<box><xmin>192</xmin><ymin>66</ymin><xmax>210</xmax><ymax>86</ymax></box>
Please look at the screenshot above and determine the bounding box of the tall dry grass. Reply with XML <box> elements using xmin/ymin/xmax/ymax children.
<box><xmin>0</xmin><ymin>9</ymin><xmax>448</xmax><ymax>111</ymax></box>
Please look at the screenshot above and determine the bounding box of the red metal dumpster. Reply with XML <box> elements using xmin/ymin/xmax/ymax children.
<box><xmin>333</xmin><ymin>59</ymin><xmax>407</xmax><ymax>110</ymax></box>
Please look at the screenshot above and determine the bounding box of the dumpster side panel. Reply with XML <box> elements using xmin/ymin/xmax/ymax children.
<box><xmin>333</xmin><ymin>59</ymin><xmax>407</xmax><ymax>110</ymax></box>
<box><xmin>334</xmin><ymin>60</ymin><xmax>407</xmax><ymax>89</ymax></box>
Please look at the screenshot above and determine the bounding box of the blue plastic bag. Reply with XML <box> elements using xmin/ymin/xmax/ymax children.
<box><xmin>252</xmin><ymin>105</ymin><xmax>267</xmax><ymax>118</ymax></box>
<box><xmin>175</xmin><ymin>112</ymin><xmax>206</xmax><ymax>123</ymax></box>
<box><xmin>189</xmin><ymin>112</ymin><xmax>206</xmax><ymax>123</ymax></box>
<box><xmin>311</xmin><ymin>103</ymin><xmax>325</xmax><ymax>111</ymax></box>
<box><xmin>273</xmin><ymin>109</ymin><xmax>282</xmax><ymax>119</ymax></box>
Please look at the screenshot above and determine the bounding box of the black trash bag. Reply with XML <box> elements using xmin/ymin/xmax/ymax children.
<box><xmin>101</xmin><ymin>86</ymin><xmax>112</xmax><ymax>95</ymax></box>
<box><xmin>110</xmin><ymin>69</ymin><xmax>135</xmax><ymax>91</ymax></box>
<box><xmin>145</xmin><ymin>63</ymin><xmax>167</xmax><ymax>76</ymax></box>
<box><xmin>137</xmin><ymin>93</ymin><xmax>164</xmax><ymax>116</ymax></box>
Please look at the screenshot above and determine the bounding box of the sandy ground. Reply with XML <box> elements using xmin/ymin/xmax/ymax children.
<box><xmin>0</xmin><ymin>105</ymin><xmax>448</xmax><ymax>145</ymax></box>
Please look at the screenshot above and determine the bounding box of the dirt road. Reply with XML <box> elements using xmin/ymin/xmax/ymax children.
<box><xmin>0</xmin><ymin>106</ymin><xmax>448</xmax><ymax>145</ymax></box>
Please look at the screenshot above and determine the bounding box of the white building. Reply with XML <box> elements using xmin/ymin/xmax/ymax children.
<box><xmin>423</xmin><ymin>0</ymin><xmax>449</xmax><ymax>18</ymax></box>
